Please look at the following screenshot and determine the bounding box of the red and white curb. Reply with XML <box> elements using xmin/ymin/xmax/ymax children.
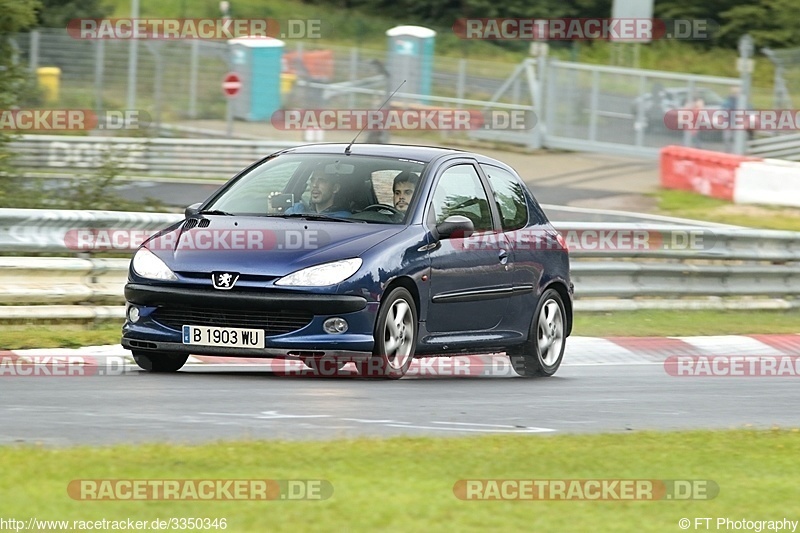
<box><xmin>2</xmin><ymin>334</ymin><xmax>799</xmax><ymax>374</ymax></box>
<box><xmin>661</xmin><ymin>145</ymin><xmax>800</xmax><ymax>208</ymax></box>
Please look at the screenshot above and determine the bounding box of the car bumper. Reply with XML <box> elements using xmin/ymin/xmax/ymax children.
<box><xmin>125</xmin><ymin>283</ymin><xmax>368</xmax><ymax>314</ymax></box>
<box><xmin>123</xmin><ymin>283</ymin><xmax>378</xmax><ymax>358</ymax></box>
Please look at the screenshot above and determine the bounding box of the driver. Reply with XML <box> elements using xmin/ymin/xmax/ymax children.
<box><xmin>286</xmin><ymin>164</ymin><xmax>351</xmax><ymax>217</ymax></box>
<box><xmin>392</xmin><ymin>171</ymin><xmax>419</xmax><ymax>213</ymax></box>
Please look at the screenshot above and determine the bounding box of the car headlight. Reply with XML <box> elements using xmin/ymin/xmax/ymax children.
<box><xmin>275</xmin><ymin>258</ymin><xmax>362</xmax><ymax>287</ymax></box>
<box><xmin>131</xmin><ymin>247</ymin><xmax>178</xmax><ymax>281</ymax></box>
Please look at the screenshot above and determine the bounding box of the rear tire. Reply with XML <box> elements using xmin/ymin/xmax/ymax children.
<box><xmin>508</xmin><ymin>288</ymin><xmax>566</xmax><ymax>377</ymax></box>
<box><xmin>132</xmin><ymin>351</ymin><xmax>189</xmax><ymax>373</ymax></box>
<box><xmin>357</xmin><ymin>287</ymin><xmax>417</xmax><ymax>379</ymax></box>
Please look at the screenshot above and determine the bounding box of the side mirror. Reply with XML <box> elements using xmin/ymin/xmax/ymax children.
<box><xmin>435</xmin><ymin>215</ymin><xmax>474</xmax><ymax>239</ymax></box>
<box><xmin>184</xmin><ymin>202</ymin><xmax>202</xmax><ymax>218</ymax></box>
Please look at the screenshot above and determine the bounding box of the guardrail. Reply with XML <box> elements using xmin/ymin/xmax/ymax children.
<box><xmin>747</xmin><ymin>133</ymin><xmax>800</xmax><ymax>161</ymax></box>
<box><xmin>8</xmin><ymin>136</ymin><xmax>301</xmax><ymax>178</ymax></box>
<box><xmin>1</xmin><ymin>209</ymin><xmax>799</xmax><ymax>318</ymax></box>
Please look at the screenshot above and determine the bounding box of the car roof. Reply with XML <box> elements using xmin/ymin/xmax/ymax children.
<box><xmin>268</xmin><ymin>143</ymin><xmax>523</xmax><ymax>181</ymax></box>
<box><xmin>276</xmin><ymin>143</ymin><xmax>465</xmax><ymax>163</ymax></box>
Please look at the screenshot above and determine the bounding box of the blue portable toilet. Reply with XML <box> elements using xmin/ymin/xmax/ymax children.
<box><xmin>228</xmin><ymin>37</ymin><xmax>285</xmax><ymax>121</ymax></box>
<box><xmin>385</xmin><ymin>26</ymin><xmax>436</xmax><ymax>103</ymax></box>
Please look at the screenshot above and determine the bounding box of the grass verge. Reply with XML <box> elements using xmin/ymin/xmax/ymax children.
<box><xmin>0</xmin><ymin>321</ymin><xmax>122</xmax><ymax>350</ymax></box>
<box><xmin>1</xmin><ymin>429</ymin><xmax>799</xmax><ymax>532</ymax></box>
<box><xmin>653</xmin><ymin>190</ymin><xmax>800</xmax><ymax>231</ymax></box>
<box><xmin>572</xmin><ymin>309</ymin><xmax>800</xmax><ymax>338</ymax></box>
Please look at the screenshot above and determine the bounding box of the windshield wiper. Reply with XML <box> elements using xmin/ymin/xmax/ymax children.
<box><xmin>277</xmin><ymin>213</ymin><xmax>364</xmax><ymax>223</ymax></box>
<box><xmin>198</xmin><ymin>209</ymin><xmax>235</xmax><ymax>216</ymax></box>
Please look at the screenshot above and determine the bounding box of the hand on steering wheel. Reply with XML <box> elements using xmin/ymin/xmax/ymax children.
<box><xmin>361</xmin><ymin>204</ymin><xmax>404</xmax><ymax>216</ymax></box>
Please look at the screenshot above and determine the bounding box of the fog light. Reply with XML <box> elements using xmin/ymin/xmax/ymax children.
<box><xmin>323</xmin><ymin>317</ymin><xmax>348</xmax><ymax>334</ymax></box>
<box><xmin>127</xmin><ymin>305</ymin><xmax>140</xmax><ymax>323</ymax></box>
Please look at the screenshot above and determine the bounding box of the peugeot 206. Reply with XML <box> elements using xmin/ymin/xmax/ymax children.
<box><xmin>122</xmin><ymin>143</ymin><xmax>573</xmax><ymax>379</ymax></box>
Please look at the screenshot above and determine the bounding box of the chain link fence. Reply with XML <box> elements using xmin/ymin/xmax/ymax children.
<box><xmin>8</xmin><ymin>28</ymin><xmax>782</xmax><ymax>158</ymax></box>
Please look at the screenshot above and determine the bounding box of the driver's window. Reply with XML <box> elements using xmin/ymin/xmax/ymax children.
<box><xmin>431</xmin><ymin>165</ymin><xmax>493</xmax><ymax>232</ymax></box>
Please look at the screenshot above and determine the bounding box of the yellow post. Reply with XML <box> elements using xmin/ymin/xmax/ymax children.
<box><xmin>36</xmin><ymin>67</ymin><xmax>62</xmax><ymax>103</ymax></box>
<box><xmin>280</xmin><ymin>72</ymin><xmax>297</xmax><ymax>95</ymax></box>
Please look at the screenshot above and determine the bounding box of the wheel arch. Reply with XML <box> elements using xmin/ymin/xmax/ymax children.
<box><xmin>382</xmin><ymin>276</ymin><xmax>421</xmax><ymax>320</ymax></box>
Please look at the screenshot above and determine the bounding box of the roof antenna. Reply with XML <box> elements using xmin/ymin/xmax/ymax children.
<box><xmin>344</xmin><ymin>79</ymin><xmax>406</xmax><ymax>155</ymax></box>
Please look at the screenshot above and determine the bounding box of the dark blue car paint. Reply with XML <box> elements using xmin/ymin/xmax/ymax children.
<box><xmin>122</xmin><ymin>144</ymin><xmax>572</xmax><ymax>359</ymax></box>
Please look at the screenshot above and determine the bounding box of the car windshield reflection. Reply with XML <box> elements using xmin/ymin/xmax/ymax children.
<box><xmin>204</xmin><ymin>154</ymin><xmax>428</xmax><ymax>224</ymax></box>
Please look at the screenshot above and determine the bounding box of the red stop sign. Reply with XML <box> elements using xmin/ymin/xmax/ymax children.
<box><xmin>222</xmin><ymin>72</ymin><xmax>242</xmax><ymax>98</ymax></box>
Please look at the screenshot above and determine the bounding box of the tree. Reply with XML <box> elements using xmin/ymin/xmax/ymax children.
<box><xmin>719</xmin><ymin>0</ymin><xmax>800</xmax><ymax>49</ymax></box>
<box><xmin>35</xmin><ymin>0</ymin><xmax>112</xmax><ymax>29</ymax></box>
<box><xmin>0</xmin><ymin>0</ymin><xmax>40</xmax><ymax>193</ymax></box>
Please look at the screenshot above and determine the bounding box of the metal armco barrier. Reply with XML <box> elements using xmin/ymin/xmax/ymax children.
<box><xmin>0</xmin><ymin>210</ymin><xmax>799</xmax><ymax>317</ymax></box>
<box><xmin>9</xmin><ymin>136</ymin><xmax>301</xmax><ymax>178</ymax></box>
<box><xmin>0</xmin><ymin>209</ymin><xmax>182</xmax><ymax>253</ymax></box>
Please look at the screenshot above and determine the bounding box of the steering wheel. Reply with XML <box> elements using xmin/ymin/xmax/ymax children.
<box><xmin>361</xmin><ymin>204</ymin><xmax>404</xmax><ymax>217</ymax></box>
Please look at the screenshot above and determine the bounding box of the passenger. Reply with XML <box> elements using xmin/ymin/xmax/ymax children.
<box><xmin>393</xmin><ymin>171</ymin><xmax>419</xmax><ymax>212</ymax></box>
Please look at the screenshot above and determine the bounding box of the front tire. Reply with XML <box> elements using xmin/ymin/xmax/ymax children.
<box><xmin>357</xmin><ymin>287</ymin><xmax>417</xmax><ymax>379</ymax></box>
<box><xmin>508</xmin><ymin>288</ymin><xmax>566</xmax><ymax>377</ymax></box>
<box><xmin>132</xmin><ymin>351</ymin><xmax>189</xmax><ymax>373</ymax></box>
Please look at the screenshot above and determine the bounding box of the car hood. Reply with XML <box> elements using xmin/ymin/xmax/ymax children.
<box><xmin>144</xmin><ymin>217</ymin><xmax>405</xmax><ymax>277</ymax></box>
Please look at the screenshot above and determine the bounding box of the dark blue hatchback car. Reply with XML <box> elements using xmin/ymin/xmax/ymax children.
<box><xmin>122</xmin><ymin>144</ymin><xmax>573</xmax><ymax>378</ymax></box>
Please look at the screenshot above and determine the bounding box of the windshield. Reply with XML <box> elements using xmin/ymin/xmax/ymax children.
<box><xmin>205</xmin><ymin>153</ymin><xmax>428</xmax><ymax>224</ymax></box>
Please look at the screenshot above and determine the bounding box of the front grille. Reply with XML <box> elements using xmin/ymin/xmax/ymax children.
<box><xmin>152</xmin><ymin>306</ymin><xmax>313</xmax><ymax>335</ymax></box>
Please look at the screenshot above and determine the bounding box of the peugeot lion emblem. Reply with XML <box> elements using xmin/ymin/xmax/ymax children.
<box><xmin>212</xmin><ymin>272</ymin><xmax>239</xmax><ymax>290</ymax></box>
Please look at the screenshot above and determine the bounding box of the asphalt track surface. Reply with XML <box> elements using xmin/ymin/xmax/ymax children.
<box><xmin>3</xmin><ymin>350</ymin><xmax>799</xmax><ymax>446</ymax></box>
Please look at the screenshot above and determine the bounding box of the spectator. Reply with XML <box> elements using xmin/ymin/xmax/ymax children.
<box><xmin>687</xmin><ymin>97</ymin><xmax>705</xmax><ymax>149</ymax></box>
<box><xmin>722</xmin><ymin>86</ymin><xmax>755</xmax><ymax>151</ymax></box>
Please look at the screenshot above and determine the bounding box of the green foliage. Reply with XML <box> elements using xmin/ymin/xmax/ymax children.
<box><xmin>54</xmin><ymin>152</ymin><xmax>167</xmax><ymax>211</ymax></box>
<box><xmin>0</xmin><ymin>150</ymin><xmax>167</xmax><ymax>211</ymax></box>
<box><xmin>35</xmin><ymin>0</ymin><xmax>113</xmax><ymax>28</ymax></box>
<box><xmin>0</xmin><ymin>0</ymin><xmax>40</xmax><ymax>110</ymax></box>
<box><xmin>0</xmin><ymin>0</ymin><xmax>40</xmax><ymax>177</ymax></box>
<box><xmin>719</xmin><ymin>0</ymin><xmax>800</xmax><ymax>49</ymax></box>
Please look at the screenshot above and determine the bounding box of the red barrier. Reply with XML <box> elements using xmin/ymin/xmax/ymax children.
<box><xmin>659</xmin><ymin>146</ymin><xmax>759</xmax><ymax>201</ymax></box>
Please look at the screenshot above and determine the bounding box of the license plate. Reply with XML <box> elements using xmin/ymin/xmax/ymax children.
<box><xmin>182</xmin><ymin>325</ymin><xmax>264</xmax><ymax>349</ymax></box>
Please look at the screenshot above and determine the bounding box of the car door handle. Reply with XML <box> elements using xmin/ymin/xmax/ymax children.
<box><xmin>498</xmin><ymin>249</ymin><xmax>509</xmax><ymax>264</ymax></box>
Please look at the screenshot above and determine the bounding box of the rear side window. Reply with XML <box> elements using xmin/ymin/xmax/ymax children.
<box><xmin>481</xmin><ymin>164</ymin><xmax>529</xmax><ymax>231</ymax></box>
